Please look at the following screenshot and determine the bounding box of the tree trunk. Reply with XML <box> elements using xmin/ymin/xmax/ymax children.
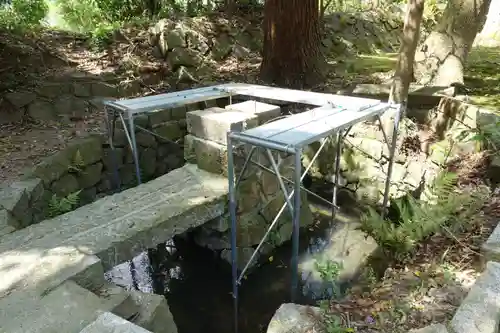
<box><xmin>390</xmin><ymin>0</ymin><xmax>424</xmax><ymax>103</ymax></box>
<box><xmin>260</xmin><ymin>0</ymin><xmax>324</xmax><ymax>88</ymax></box>
<box><xmin>414</xmin><ymin>0</ymin><xmax>492</xmax><ymax>86</ymax></box>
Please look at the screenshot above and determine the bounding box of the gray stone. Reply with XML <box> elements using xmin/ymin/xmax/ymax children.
<box><xmin>27</xmin><ymin>100</ymin><xmax>57</xmax><ymax>121</ymax></box>
<box><xmin>154</xmin><ymin>121</ymin><xmax>183</xmax><ymax>142</ymax></box>
<box><xmin>0</xmin><ymin>209</ymin><xmax>18</xmax><ymax>235</ymax></box>
<box><xmin>211</xmin><ymin>33</ymin><xmax>233</xmax><ymax>60</ymax></box>
<box><xmin>171</xmin><ymin>106</ymin><xmax>187</xmax><ymax>120</ymax></box>
<box><xmin>80</xmin><ymin>187</ymin><xmax>98</xmax><ymax>205</ymax></box>
<box><xmin>167</xmin><ymin>48</ymin><xmax>202</xmax><ymax>68</ymax></box>
<box><xmin>0</xmin><ymin>183</ymin><xmax>31</xmax><ymax>227</ymax></box>
<box><xmin>103</xmin><ymin>148</ymin><xmax>125</xmax><ymax>170</ymax></box>
<box><xmin>80</xmin><ymin>312</ymin><xmax>153</xmax><ymax>333</ymax></box>
<box><xmin>128</xmin><ymin>291</ymin><xmax>178</xmax><ymax>333</ymax></box>
<box><xmin>166</xmin><ymin>29</ymin><xmax>187</xmax><ymax>49</ymax></box>
<box><xmin>140</xmin><ymin>149</ymin><xmax>157</xmax><ymax>177</ymax></box>
<box><xmin>409</xmin><ymin>324</ymin><xmax>448</xmax><ymax>333</ymax></box>
<box><xmin>51</xmin><ymin>173</ymin><xmax>79</xmax><ymax>197</ymax></box>
<box><xmin>266</xmin><ymin>303</ymin><xmax>322</xmax><ymax>333</ymax></box>
<box><xmin>92</xmin><ymin>82</ymin><xmax>118</xmax><ymax>97</ymax></box>
<box><xmin>149</xmin><ymin>109</ymin><xmax>171</xmax><ymax>125</ymax></box>
<box><xmin>225</xmin><ymin>100</ymin><xmax>281</xmax><ymax>125</ymax></box>
<box><xmin>67</xmin><ymin>135</ymin><xmax>104</xmax><ymax>166</ymax></box>
<box><xmin>78</xmin><ymin>163</ymin><xmax>104</xmax><ymax>189</ymax></box>
<box><xmin>2</xmin><ymin>280</ymin><xmax>108</xmax><ymax>333</ymax></box>
<box><xmin>5</xmin><ymin>91</ymin><xmax>36</xmax><ymax>108</ymax></box>
<box><xmin>73</xmin><ymin>82</ymin><xmax>92</xmax><ymax>97</ymax></box>
<box><xmin>136</xmin><ymin>132</ymin><xmax>157</xmax><ymax>147</ymax></box>
<box><xmin>92</xmin><ymin>282</ymin><xmax>140</xmax><ymax>320</ymax></box>
<box><xmin>450</xmin><ymin>261</ymin><xmax>500</xmax><ymax>333</ymax></box>
<box><xmin>186</xmin><ymin>107</ymin><xmax>258</xmax><ymax>145</ymax></box>
<box><xmin>483</xmin><ymin>220</ymin><xmax>500</xmax><ymax>263</ymax></box>
<box><xmin>220</xmin><ymin>247</ymin><xmax>256</xmax><ymax>271</ymax></box>
<box><xmin>0</xmin><ymin>164</ymin><xmax>227</xmax><ymax>317</ymax></box>
<box><xmin>37</xmin><ymin>82</ymin><xmax>69</xmax><ymax>98</ymax></box>
<box><xmin>186</xmin><ymin>134</ymin><xmax>228</xmax><ymax>175</ymax></box>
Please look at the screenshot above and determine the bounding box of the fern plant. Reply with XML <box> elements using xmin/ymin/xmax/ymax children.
<box><xmin>68</xmin><ymin>150</ymin><xmax>85</xmax><ymax>174</ymax></box>
<box><xmin>48</xmin><ymin>190</ymin><xmax>81</xmax><ymax>217</ymax></box>
<box><xmin>360</xmin><ymin>171</ymin><xmax>486</xmax><ymax>257</ymax></box>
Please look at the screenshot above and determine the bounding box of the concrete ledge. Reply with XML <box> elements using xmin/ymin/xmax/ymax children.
<box><xmin>80</xmin><ymin>312</ymin><xmax>153</xmax><ymax>333</ymax></box>
<box><xmin>482</xmin><ymin>220</ymin><xmax>500</xmax><ymax>264</ymax></box>
<box><xmin>450</xmin><ymin>261</ymin><xmax>500</xmax><ymax>333</ymax></box>
<box><xmin>0</xmin><ymin>164</ymin><xmax>227</xmax><ymax>324</ymax></box>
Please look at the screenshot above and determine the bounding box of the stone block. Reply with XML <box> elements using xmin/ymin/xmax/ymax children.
<box><xmin>186</xmin><ymin>107</ymin><xmax>258</xmax><ymax>145</ymax></box>
<box><xmin>128</xmin><ymin>291</ymin><xmax>178</xmax><ymax>333</ymax></box>
<box><xmin>92</xmin><ymin>282</ymin><xmax>140</xmax><ymax>320</ymax></box>
<box><xmin>450</xmin><ymin>261</ymin><xmax>500</xmax><ymax>333</ymax></box>
<box><xmin>225</xmin><ymin>100</ymin><xmax>281</xmax><ymax>125</ymax></box>
<box><xmin>266</xmin><ymin>304</ymin><xmax>322</xmax><ymax>333</ymax></box>
<box><xmin>80</xmin><ymin>312</ymin><xmax>153</xmax><ymax>333</ymax></box>
<box><xmin>186</xmin><ymin>134</ymin><xmax>228</xmax><ymax>175</ymax></box>
<box><xmin>171</xmin><ymin>106</ymin><xmax>187</xmax><ymax>120</ymax></box>
<box><xmin>148</xmin><ymin>109</ymin><xmax>171</xmax><ymax>125</ymax></box>
<box><xmin>154</xmin><ymin>121</ymin><xmax>183</xmax><ymax>142</ymax></box>
<box><xmin>136</xmin><ymin>132</ymin><xmax>157</xmax><ymax>147</ymax></box>
<box><xmin>220</xmin><ymin>247</ymin><xmax>256</xmax><ymax>271</ymax></box>
<box><xmin>80</xmin><ymin>187</ymin><xmax>98</xmax><ymax>205</ymax></box>
<box><xmin>0</xmin><ymin>209</ymin><xmax>18</xmax><ymax>235</ymax></box>
<box><xmin>103</xmin><ymin>148</ymin><xmax>125</xmax><ymax>170</ymax></box>
<box><xmin>78</xmin><ymin>162</ymin><xmax>104</xmax><ymax>189</ymax></box>
<box><xmin>140</xmin><ymin>148</ymin><xmax>157</xmax><ymax>177</ymax></box>
<box><xmin>0</xmin><ymin>182</ymin><xmax>31</xmax><ymax>227</ymax></box>
<box><xmin>51</xmin><ymin>173</ymin><xmax>79</xmax><ymax>197</ymax></box>
<box><xmin>482</xmin><ymin>220</ymin><xmax>500</xmax><ymax>263</ymax></box>
<box><xmin>409</xmin><ymin>324</ymin><xmax>448</xmax><ymax>333</ymax></box>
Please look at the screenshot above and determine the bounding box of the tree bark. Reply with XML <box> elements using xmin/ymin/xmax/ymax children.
<box><xmin>414</xmin><ymin>0</ymin><xmax>492</xmax><ymax>86</ymax></box>
<box><xmin>260</xmin><ymin>0</ymin><xmax>324</xmax><ymax>88</ymax></box>
<box><xmin>390</xmin><ymin>0</ymin><xmax>424</xmax><ymax>103</ymax></box>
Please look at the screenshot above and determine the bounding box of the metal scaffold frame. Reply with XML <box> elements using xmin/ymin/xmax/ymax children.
<box><xmin>224</xmin><ymin>85</ymin><xmax>404</xmax><ymax>333</ymax></box>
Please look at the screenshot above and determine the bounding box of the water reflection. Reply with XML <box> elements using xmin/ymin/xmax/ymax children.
<box><xmin>104</xmin><ymin>209</ymin><xmax>374</xmax><ymax>333</ymax></box>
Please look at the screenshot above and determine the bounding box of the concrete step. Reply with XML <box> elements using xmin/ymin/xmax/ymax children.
<box><xmin>91</xmin><ymin>282</ymin><xmax>141</xmax><ymax>320</ymax></box>
<box><xmin>80</xmin><ymin>312</ymin><xmax>153</xmax><ymax>333</ymax></box>
<box><xmin>128</xmin><ymin>291</ymin><xmax>178</xmax><ymax>333</ymax></box>
<box><xmin>2</xmin><ymin>280</ymin><xmax>113</xmax><ymax>333</ymax></box>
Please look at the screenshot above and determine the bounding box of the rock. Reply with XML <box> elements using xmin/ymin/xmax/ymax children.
<box><xmin>102</xmin><ymin>148</ymin><xmax>124</xmax><ymax>170</ymax></box>
<box><xmin>176</xmin><ymin>66</ymin><xmax>197</xmax><ymax>84</ymax></box>
<box><xmin>409</xmin><ymin>324</ymin><xmax>449</xmax><ymax>333</ymax></box>
<box><xmin>0</xmin><ymin>209</ymin><xmax>19</xmax><ymax>233</ymax></box>
<box><xmin>51</xmin><ymin>173</ymin><xmax>79</xmax><ymax>197</ymax></box>
<box><xmin>92</xmin><ymin>82</ymin><xmax>118</xmax><ymax>97</ymax></box>
<box><xmin>37</xmin><ymin>82</ymin><xmax>69</xmax><ymax>98</ymax></box>
<box><xmin>450</xmin><ymin>261</ymin><xmax>500</xmax><ymax>333</ymax></box>
<box><xmin>170</xmin><ymin>106</ymin><xmax>187</xmax><ymax>120</ymax></box>
<box><xmin>186</xmin><ymin>107</ymin><xmax>258</xmax><ymax>145</ymax></box>
<box><xmin>487</xmin><ymin>155</ymin><xmax>500</xmax><ymax>184</ymax></box>
<box><xmin>80</xmin><ymin>312</ymin><xmax>153</xmax><ymax>333</ymax></box>
<box><xmin>225</xmin><ymin>100</ymin><xmax>281</xmax><ymax>125</ymax></box>
<box><xmin>233</xmin><ymin>44</ymin><xmax>251</xmax><ymax>59</ymax></box>
<box><xmin>166</xmin><ymin>28</ymin><xmax>187</xmax><ymax>49</ymax></box>
<box><xmin>73</xmin><ymin>82</ymin><xmax>92</xmax><ymax>97</ymax></box>
<box><xmin>211</xmin><ymin>33</ymin><xmax>233</xmax><ymax>60</ymax></box>
<box><xmin>0</xmin><ymin>182</ymin><xmax>31</xmax><ymax>228</ymax></box>
<box><xmin>136</xmin><ymin>132</ymin><xmax>157</xmax><ymax>147</ymax></box>
<box><xmin>5</xmin><ymin>91</ymin><xmax>36</xmax><ymax>108</ymax></box>
<box><xmin>140</xmin><ymin>149</ymin><xmax>157</xmax><ymax>177</ymax></box>
<box><xmin>149</xmin><ymin>109</ymin><xmax>171</xmax><ymax>126</ymax></box>
<box><xmin>184</xmin><ymin>134</ymin><xmax>227</xmax><ymax>175</ymax></box>
<box><xmin>79</xmin><ymin>187</ymin><xmax>97</xmax><ymax>205</ymax></box>
<box><xmin>67</xmin><ymin>135</ymin><xmax>104</xmax><ymax>166</ymax></box>
<box><xmin>167</xmin><ymin>48</ymin><xmax>202</xmax><ymax>68</ymax></box>
<box><xmin>78</xmin><ymin>163</ymin><xmax>103</xmax><ymax>189</ymax></box>
<box><xmin>220</xmin><ymin>247</ymin><xmax>255</xmax><ymax>271</ymax></box>
<box><xmin>154</xmin><ymin>121</ymin><xmax>183</xmax><ymax>142</ymax></box>
<box><xmin>266</xmin><ymin>304</ymin><xmax>322</xmax><ymax>333</ymax></box>
<box><xmin>128</xmin><ymin>291</ymin><xmax>178</xmax><ymax>333</ymax></box>
<box><xmin>28</xmin><ymin>100</ymin><xmax>57</xmax><ymax>121</ymax></box>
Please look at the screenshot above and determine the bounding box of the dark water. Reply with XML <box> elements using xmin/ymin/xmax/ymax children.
<box><xmin>105</xmin><ymin>201</ymin><xmax>380</xmax><ymax>333</ymax></box>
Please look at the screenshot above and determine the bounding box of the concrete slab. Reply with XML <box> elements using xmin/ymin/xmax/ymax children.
<box><xmin>482</xmin><ymin>220</ymin><xmax>500</xmax><ymax>263</ymax></box>
<box><xmin>225</xmin><ymin>100</ymin><xmax>281</xmax><ymax>125</ymax></box>
<box><xmin>186</xmin><ymin>107</ymin><xmax>258</xmax><ymax>144</ymax></box>
<box><xmin>1</xmin><ymin>281</ymin><xmax>108</xmax><ymax>333</ymax></box>
<box><xmin>80</xmin><ymin>312</ymin><xmax>153</xmax><ymax>333</ymax></box>
<box><xmin>450</xmin><ymin>261</ymin><xmax>500</xmax><ymax>333</ymax></box>
<box><xmin>0</xmin><ymin>164</ymin><xmax>228</xmax><ymax>322</ymax></box>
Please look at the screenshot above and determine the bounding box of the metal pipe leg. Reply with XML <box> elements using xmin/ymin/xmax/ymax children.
<box><xmin>381</xmin><ymin>103</ymin><xmax>405</xmax><ymax>218</ymax></box>
<box><xmin>227</xmin><ymin>135</ymin><xmax>239</xmax><ymax>333</ymax></box>
<box><xmin>332</xmin><ymin>131</ymin><xmax>342</xmax><ymax>221</ymax></box>
<box><xmin>128</xmin><ymin>115</ymin><xmax>142</xmax><ymax>185</ymax></box>
<box><xmin>103</xmin><ymin>106</ymin><xmax>121</xmax><ymax>192</ymax></box>
<box><xmin>291</xmin><ymin>149</ymin><xmax>302</xmax><ymax>302</ymax></box>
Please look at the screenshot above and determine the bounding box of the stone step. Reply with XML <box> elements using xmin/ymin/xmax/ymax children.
<box><xmin>450</xmin><ymin>261</ymin><xmax>500</xmax><ymax>333</ymax></box>
<box><xmin>80</xmin><ymin>312</ymin><xmax>153</xmax><ymax>333</ymax></box>
<box><xmin>128</xmin><ymin>290</ymin><xmax>178</xmax><ymax>333</ymax></box>
<box><xmin>0</xmin><ymin>164</ymin><xmax>227</xmax><ymax>320</ymax></box>
<box><xmin>2</xmin><ymin>281</ymin><xmax>115</xmax><ymax>333</ymax></box>
<box><xmin>92</xmin><ymin>282</ymin><xmax>141</xmax><ymax>320</ymax></box>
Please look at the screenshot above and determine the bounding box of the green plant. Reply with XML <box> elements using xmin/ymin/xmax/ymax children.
<box><xmin>314</xmin><ymin>257</ymin><xmax>343</xmax><ymax>283</ymax></box>
<box><xmin>48</xmin><ymin>190</ymin><xmax>81</xmax><ymax>217</ymax></box>
<box><xmin>0</xmin><ymin>0</ymin><xmax>48</xmax><ymax>30</ymax></box>
<box><xmin>360</xmin><ymin>171</ymin><xmax>486</xmax><ymax>256</ymax></box>
<box><xmin>454</xmin><ymin>118</ymin><xmax>500</xmax><ymax>152</ymax></box>
<box><xmin>68</xmin><ymin>150</ymin><xmax>85</xmax><ymax>174</ymax></box>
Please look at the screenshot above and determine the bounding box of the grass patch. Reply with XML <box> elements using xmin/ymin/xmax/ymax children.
<box><xmin>465</xmin><ymin>46</ymin><xmax>500</xmax><ymax>111</ymax></box>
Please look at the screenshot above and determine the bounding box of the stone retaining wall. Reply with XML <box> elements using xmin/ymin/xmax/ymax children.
<box><xmin>184</xmin><ymin>100</ymin><xmax>314</xmax><ymax>269</ymax></box>
<box><xmin>0</xmin><ymin>99</ymin><xmax>228</xmax><ymax>234</ymax></box>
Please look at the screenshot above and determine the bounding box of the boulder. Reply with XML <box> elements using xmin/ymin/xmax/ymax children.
<box><xmin>266</xmin><ymin>304</ymin><xmax>323</xmax><ymax>333</ymax></box>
